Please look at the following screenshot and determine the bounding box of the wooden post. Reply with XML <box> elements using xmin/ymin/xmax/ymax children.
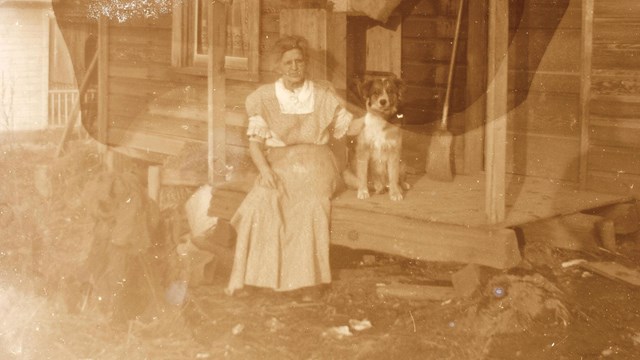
<box><xmin>464</xmin><ymin>0</ymin><xmax>488</xmax><ymax>174</ymax></box>
<box><xmin>485</xmin><ymin>0</ymin><xmax>509</xmax><ymax>224</ymax></box>
<box><xmin>208</xmin><ymin>0</ymin><xmax>227</xmax><ymax>184</ymax></box>
<box><xmin>97</xmin><ymin>15</ymin><xmax>109</xmax><ymax>153</ymax></box>
<box><xmin>579</xmin><ymin>0</ymin><xmax>594</xmax><ymax>188</ymax></box>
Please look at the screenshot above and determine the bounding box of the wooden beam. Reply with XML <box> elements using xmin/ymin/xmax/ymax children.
<box><xmin>579</xmin><ymin>0</ymin><xmax>594</xmax><ymax>188</ymax></box>
<box><xmin>97</xmin><ymin>16</ymin><xmax>109</xmax><ymax>152</ymax></box>
<box><xmin>485</xmin><ymin>0</ymin><xmax>509</xmax><ymax>224</ymax></box>
<box><xmin>331</xmin><ymin>206</ymin><xmax>522</xmax><ymax>269</ymax></box>
<box><xmin>464</xmin><ymin>0</ymin><xmax>487</xmax><ymax>174</ymax></box>
<box><xmin>208</xmin><ymin>0</ymin><xmax>227</xmax><ymax>184</ymax></box>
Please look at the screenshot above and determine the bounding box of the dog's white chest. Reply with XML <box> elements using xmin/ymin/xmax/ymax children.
<box><xmin>362</xmin><ymin>113</ymin><xmax>397</xmax><ymax>150</ymax></box>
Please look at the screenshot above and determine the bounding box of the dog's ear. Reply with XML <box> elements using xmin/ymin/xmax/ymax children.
<box><xmin>358</xmin><ymin>79</ymin><xmax>374</xmax><ymax>102</ymax></box>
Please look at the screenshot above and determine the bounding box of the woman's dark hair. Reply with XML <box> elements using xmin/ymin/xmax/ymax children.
<box><xmin>271</xmin><ymin>35</ymin><xmax>309</xmax><ymax>63</ymax></box>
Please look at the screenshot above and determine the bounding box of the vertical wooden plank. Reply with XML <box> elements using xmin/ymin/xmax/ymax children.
<box><xmin>42</xmin><ymin>11</ymin><xmax>50</xmax><ymax>129</ymax></box>
<box><xmin>579</xmin><ymin>0</ymin><xmax>594</xmax><ymax>188</ymax></box>
<box><xmin>485</xmin><ymin>0</ymin><xmax>509</xmax><ymax>224</ymax></box>
<box><xmin>97</xmin><ymin>16</ymin><xmax>109</xmax><ymax>150</ymax></box>
<box><xmin>365</xmin><ymin>16</ymin><xmax>402</xmax><ymax>76</ymax></box>
<box><xmin>247</xmin><ymin>0</ymin><xmax>261</xmax><ymax>81</ymax></box>
<box><xmin>327</xmin><ymin>12</ymin><xmax>348</xmax><ymax>92</ymax></box>
<box><xmin>209</xmin><ymin>0</ymin><xmax>227</xmax><ymax>184</ymax></box>
<box><xmin>327</xmin><ymin>12</ymin><xmax>349</xmax><ymax>174</ymax></box>
<box><xmin>280</xmin><ymin>9</ymin><xmax>328</xmax><ymax>81</ymax></box>
<box><xmin>171</xmin><ymin>0</ymin><xmax>184</xmax><ymax>67</ymax></box>
<box><xmin>464</xmin><ymin>0</ymin><xmax>487</xmax><ymax>174</ymax></box>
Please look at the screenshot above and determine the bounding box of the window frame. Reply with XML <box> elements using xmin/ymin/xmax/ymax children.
<box><xmin>172</xmin><ymin>0</ymin><xmax>260</xmax><ymax>82</ymax></box>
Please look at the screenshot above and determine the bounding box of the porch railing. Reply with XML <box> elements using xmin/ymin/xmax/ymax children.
<box><xmin>48</xmin><ymin>88</ymin><xmax>96</xmax><ymax>129</ymax></box>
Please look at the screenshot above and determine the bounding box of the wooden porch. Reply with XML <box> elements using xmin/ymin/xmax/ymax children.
<box><xmin>210</xmin><ymin>173</ymin><xmax>632</xmax><ymax>270</ymax></box>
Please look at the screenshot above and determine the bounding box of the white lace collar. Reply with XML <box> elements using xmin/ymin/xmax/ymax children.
<box><xmin>274</xmin><ymin>79</ymin><xmax>314</xmax><ymax>114</ymax></box>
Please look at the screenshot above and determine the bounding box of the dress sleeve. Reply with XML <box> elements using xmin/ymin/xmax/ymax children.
<box><xmin>246</xmin><ymin>115</ymin><xmax>271</xmax><ymax>143</ymax></box>
<box><xmin>245</xmin><ymin>88</ymin><xmax>271</xmax><ymax>143</ymax></box>
<box><xmin>332</xmin><ymin>107</ymin><xmax>353</xmax><ymax>139</ymax></box>
<box><xmin>319</xmin><ymin>83</ymin><xmax>353</xmax><ymax>139</ymax></box>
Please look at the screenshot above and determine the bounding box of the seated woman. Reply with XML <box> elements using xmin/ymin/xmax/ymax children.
<box><xmin>226</xmin><ymin>35</ymin><xmax>356</xmax><ymax>297</ymax></box>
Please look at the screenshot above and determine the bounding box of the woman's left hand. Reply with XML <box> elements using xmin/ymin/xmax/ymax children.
<box><xmin>259</xmin><ymin>169</ymin><xmax>279</xmax><ymax>189</ymax></box>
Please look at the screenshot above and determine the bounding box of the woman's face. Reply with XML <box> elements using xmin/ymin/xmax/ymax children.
<box><xmin>276</xmin><ymin>48</ymin><xmax>306</xmax><ymax>90</ymax></box>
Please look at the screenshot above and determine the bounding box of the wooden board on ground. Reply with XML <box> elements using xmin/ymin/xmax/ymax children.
<box><xmin>376</xmin><ymin>283</ymin><xmax>455</xmax><ymax>301</ymax></box>
<box><xmin>580</xmin><ymin>261</ymin><xmax>640</xmax><ymax>287</ymax></box>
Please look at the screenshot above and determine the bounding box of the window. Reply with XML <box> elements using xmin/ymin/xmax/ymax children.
<box><xmin>172</xmin><ymin>0</ymin><xmax>259</xmax><ymax>82</ymax></box>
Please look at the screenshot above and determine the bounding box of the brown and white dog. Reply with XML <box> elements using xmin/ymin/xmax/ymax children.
<box><xmin>343</xmin><ymin>74</ymin><xmax>410</xmax><ymax>201</ymax></box>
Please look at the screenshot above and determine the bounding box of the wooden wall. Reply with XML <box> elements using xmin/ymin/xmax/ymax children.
<box><xmin>104</xmin><ymin>0</ymin><xmax>331</xmax><ymax>171</ymax></box>
<box><xmin>401</xmin><ymin>0</ymin><xmax>466</xmax><ymax>127</ymax></box>
<box><xmin>0</xmin><ymin>5</ymin><xmax>50</xmax><ymax>131</ymax></box>
<box><xmin>587</xmin><ymin>0</ymin><xmax>640</xmax><ymax>195</ymax></box>
<box><xmin>504</xmin><ymin>0</ymin><xmax>581</xmax><ymax>182</ymax></box>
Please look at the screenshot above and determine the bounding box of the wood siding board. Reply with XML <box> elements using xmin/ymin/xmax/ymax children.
<box><xmin>593</xmin><ymin>21</ymin><xmax>640</xmax><ymax>44</ymax></box>
<box><xmin>226</xmin><ymin>124</ymin><xmax>250</xmax><ymax>147</ymax></box>
<box><xmin>587</xmin><ymin>171</ymin><xmax>640</xmax><ymax>196</ymax></box>
<box><xmin>590</xmin><ymin>95</ymin><xmax>640</xmax><ymax>119</ymax></box>
<box><xmin>507</xmin><ymin>70</ymin><xmax>580</xmax><ymax>94</ymax></box>
<box><xmin>590</xmin><ymin>122</ymin><xmax>640</xmax><ymax>149</ymax></box>
<box><xmin>402</xmin><ymin>38</ymin><xmax>465</xmax><ymax>63</ymax></box>
<box><xmin>107</xmin><ymin>128</ymin><xmax>184</xmax><ymax>155</ymax></box>
<box><xmin>592</xmin><ymin>72</ymin><xmax>640</xmax><ymax>96</ymax></box>
<box><xmin>594</xmin><ymin>0</ymin><xmax>640</xmax><ymax>19</ymax></box>
<box><xmin>508</xmin><ymin>28</ymin><xmax>581</xmax><ymax>73</ymax></box>
<box><xmin>403</xmin><ymin>61</ymin><xmax>466</xmax><ymax>87</ymax></box>
<box><xmin>593</xmin><ymin>46</ymin><xmax>640</xmax><ymax>71</ymax></box>
<box><xmin>506</xmin><ymin>133</ymin><xmax>581</xmax><ymax>182</ymax></box>
<box><xmin>109</xmin><ymin>113</ymin><xmax>208</xmax><ymax>142</ymax></box>
<box><xmin>403</xmin><ymin>16</ymin><xmax>465</xmax><ymax>39</ymax></box>
<box><xmin>507</xmin><ymin>92</ymin><xmax>580</xmax><ymax>138</ymax></box>
<box><xmin>588</xmin><ymin>145</ymin><xmax>640</xmax><ymax>175</ymax></box>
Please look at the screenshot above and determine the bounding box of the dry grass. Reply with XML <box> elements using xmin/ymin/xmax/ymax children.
<box><xmin>0</xmin><ymin>138</ymin><xmax>587</xmax><ymax>360</ymax></box>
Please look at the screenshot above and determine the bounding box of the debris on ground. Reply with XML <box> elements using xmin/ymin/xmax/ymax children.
<box><xmin>561</xmin><ymin>258</ymin><xmax>587</xmax><ymax>268</ymax></box>
<box><xmin>579</xmin><ymin>261</ymin><xmax>640</xmax><ymax>287</ymax></box>
<box><xmin>348</xmin><ymin>318</ymin><xmax>372</xmax><ymax>331</ymax></box>
<box><xmin>323</xmin><ymin>326</ymin><xmax>353</xmax><ymax>339</ymax></box>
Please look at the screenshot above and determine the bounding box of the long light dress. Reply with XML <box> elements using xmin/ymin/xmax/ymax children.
<box><xmin>226</xmin><ymin>79</ymin><xmax>352</xmax><ymax>294</ymax></box>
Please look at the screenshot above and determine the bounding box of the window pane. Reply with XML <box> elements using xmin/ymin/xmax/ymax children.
<box><xmin>196</xmin><ymin>0</ymin><xmax>249</xmax><ymax>58</ymax></box>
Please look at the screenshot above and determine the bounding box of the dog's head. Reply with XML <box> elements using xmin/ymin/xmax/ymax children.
<box><xmin>359</xmin><ymin>73</ymin><xmax>405</xmax><ymax>119</ymax></box>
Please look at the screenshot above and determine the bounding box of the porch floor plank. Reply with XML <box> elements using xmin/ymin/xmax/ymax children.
<box><xmin>332</xmin><ymin>173</ymin><xmax>632</xmax><ymax>228</ymax></box>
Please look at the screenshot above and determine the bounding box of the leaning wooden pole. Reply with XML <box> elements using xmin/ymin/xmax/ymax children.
<box><xmin>55</xmin><ymin>49</ymin><xmax>98</xmax><ymax>157</ymax></box>
<box><xmin>208</xmin><ymin>0</ymin><xmax>227</xmax><ymax>184</ymax></box>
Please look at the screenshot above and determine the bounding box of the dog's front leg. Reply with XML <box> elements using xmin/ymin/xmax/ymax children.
<box><xmin>355</xmin><ymin>151</ymin><xmax>370</xmax><ymax>200</ymax></box>
<box><xmin>387</xmin><ymin>153</ymin><xmax>403</xmax><ymax>201</ymax></box>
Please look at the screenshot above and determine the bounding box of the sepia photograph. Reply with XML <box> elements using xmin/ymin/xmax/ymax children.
<box><xmin>1</xmin><ymin>0</ymin><xmax>639</xmax><ymax>358</ymax></box>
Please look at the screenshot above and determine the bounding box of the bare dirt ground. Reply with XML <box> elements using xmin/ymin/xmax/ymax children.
<box><xmin>1</xmin><ymin>139</ymin><xmax>640</xmax><ymax>360</ymax></box>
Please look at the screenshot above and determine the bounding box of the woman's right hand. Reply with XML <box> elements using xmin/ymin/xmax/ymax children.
<box><xmin>259</xmin><ymin>168</ymin><xmax>278</xmax><ymax>189</ymax></box>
